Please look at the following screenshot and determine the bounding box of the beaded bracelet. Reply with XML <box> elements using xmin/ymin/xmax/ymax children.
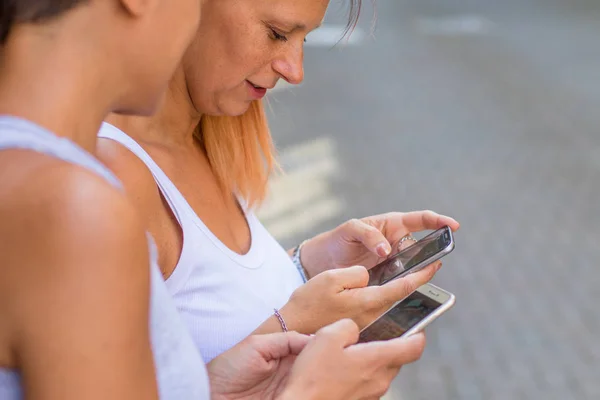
<box><xmin>273</xmin><ymin>308</ymin><xmax>288</xmax><ymax>332</ymax></box>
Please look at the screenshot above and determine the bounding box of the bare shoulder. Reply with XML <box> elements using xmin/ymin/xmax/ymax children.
<box><xmin>0</xmin><ymin>150</ymin><xmax>145</xmax><ymax>255</ymax></box>
<box><xmin>97</xmin><ymin>137</ymin><xmax>162</xmax><ymax>207</ymax></box>
<box><xmin>0</xmin><ymin>151</ymin><xmax>150</xmax><ymax>312</ymax></box>
<box><xmin>0</xmin><ymin>151</ymin><xmax>156</xmax><ymax>398</ymax></box>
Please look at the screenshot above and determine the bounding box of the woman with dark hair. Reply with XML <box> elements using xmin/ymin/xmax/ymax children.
<box><xmin>0</xmin><ymin>1</ymin><xmax>207</xmax><ymax>398</ymax></box>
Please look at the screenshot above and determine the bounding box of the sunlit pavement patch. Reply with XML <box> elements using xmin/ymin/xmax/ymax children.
<box><xmin>414</xmin><ymin>15</ymin><xmax>495</xmax><ymax>36</ymax></box>
<box><xmin>257</xmin><ymin>137</ymin><xmax>344</xmax><ymax>242</ymax></box>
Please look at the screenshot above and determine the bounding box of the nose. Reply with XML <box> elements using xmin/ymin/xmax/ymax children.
<box><xmin>272</xmin><ymin>45</ymin><xmax>304</xmax><ymax>85</ymax></box>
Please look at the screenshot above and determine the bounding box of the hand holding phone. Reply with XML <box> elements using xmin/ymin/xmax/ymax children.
<box><xmin>281</xmin><ymin>319</ymin><xmax>427</xmax><ymax>400</ymax></box>
<box><xmin>368</xmin><ymin>226</ymin><xmax>455</xmax><ymax>286</ymax></box>
<box><xmin>358</xmin><ymin>283</ymin><xmax>455</xmax><ymax>343</ymax></box>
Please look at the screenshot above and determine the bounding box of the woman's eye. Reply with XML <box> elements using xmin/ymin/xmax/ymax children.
<box><xmin>271</xmin><ymin>29</ymin><xmax>288</xmax><ymax>42</ymax></box>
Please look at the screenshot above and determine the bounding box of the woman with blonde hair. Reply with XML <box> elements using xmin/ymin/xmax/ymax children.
<box><xmin>0</xmin><ymin>1</ymin><xmax>452</xmax><ymax>399</ymax></box>
<box><xmin>98</xmin><ymin>0</ymin><xmax>460</xmax><ymax>363</ymax></box>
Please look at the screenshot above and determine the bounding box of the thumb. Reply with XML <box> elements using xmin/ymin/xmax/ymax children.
<box><xmin>250</xmin><ymin>332</ymin><xmax>312</xmax><ymax>361</ymax></box>
<box><xmin>320</xmin><ymin>265</ymin><xmax>370</xmax><ymax>290</ymax></box>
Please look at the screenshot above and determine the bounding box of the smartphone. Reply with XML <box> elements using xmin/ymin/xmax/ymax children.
<box><xmin>358</xmin><ymin>283</ymin><xmax>455</xmax><ymax>343</ymax></box>
<box><xmin>367</xmin><ymin>226</ymin><xmax>454</xmax><ymax>286</ymax></box>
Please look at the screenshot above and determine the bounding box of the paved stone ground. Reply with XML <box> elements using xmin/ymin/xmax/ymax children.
<box><xmin>258</xmin><ymin>0</ymin><xmax>600</xmax><ymax>399</ymax></box>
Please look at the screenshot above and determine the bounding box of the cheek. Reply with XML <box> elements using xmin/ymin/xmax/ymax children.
<box><xmin>219</xmin><ymin>23</ymin><xmax>272</xmax><ymax>83</ymax></box>
<box><xmin>183</xmin><ymin>20</ymin><xmax>272</xmax><ymax>103</ymax></box>
<box><xmin>186</xmin><ymin>31</ymin><xmax>244</xmax><ymax>91</ymax></box>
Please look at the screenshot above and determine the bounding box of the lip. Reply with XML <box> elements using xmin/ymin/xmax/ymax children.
<box><xmin>246</xmin><ymin>80</ymin><xmax>268</xmax><ymax>99</ymax></box>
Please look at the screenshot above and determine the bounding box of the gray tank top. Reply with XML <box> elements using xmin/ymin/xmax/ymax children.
<box><xmin>0</xmin><ymin>116</ymin><xmax>210</xmax><ymax>400</ymax></box>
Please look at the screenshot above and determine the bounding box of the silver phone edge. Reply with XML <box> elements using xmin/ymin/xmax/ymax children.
<box><xmin>381</xmin><ymin>234</ymin><xmax>455</xmax><ymax>285</ymax></box>
<box><xmin>402</xmin><ymin>291</ymin><xmax>456</xmax><ymax>338</ymax></box>
<box><xmin>358</xmin><ymin>283</ymin><xmax>455</xmax><ymax>334</ymax></box>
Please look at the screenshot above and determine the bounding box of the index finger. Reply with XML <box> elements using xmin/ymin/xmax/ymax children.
<box><xmin>400</xmin><ymin>210</ymin><xmax>460</xmax><ymax>233</ymax></box>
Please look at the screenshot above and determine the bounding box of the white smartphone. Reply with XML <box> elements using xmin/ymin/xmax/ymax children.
<box><xmin>368</xmin><ymin>226</ymin><xmax>455</xmax><ymax>286</ymax></box>
<box><xmin>358</xmin><ymin>283</ymin><xmax>455</xmax><ymax>343</ymax></box>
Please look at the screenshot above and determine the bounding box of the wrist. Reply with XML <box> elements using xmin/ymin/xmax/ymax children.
<box><xmin>277</xmin><ymin>302</ymin><xmax>305</xmax><ymax>334</ymax></box>
<box><xmin>254</xmin><ymin>301</ymin><xmax>305</xmax><ymax>334</ymax></box>
<box><xmin>291</xmin><ymin>241</ymin><xmax>310</xmax><ymax>282</ymax></box>
<box><xmin>252</xmin><ymin>306</ymin><xmax>297</xmax><ymax>335</ymax></box>
<box><xmin>298</xmin><ymin>233</ymin><xmax>333</xmax><ymax>278</ymax></box>
<box><xmin>273</xmin><ymin>308</ymin><xmax>288</xmax><ymax>332</ymax></box>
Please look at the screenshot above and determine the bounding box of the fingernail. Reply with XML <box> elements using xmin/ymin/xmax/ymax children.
<box><xmin>376</xmin><ymin>243</ymin><xmax>391</xmax><ymax>257</ymax></box>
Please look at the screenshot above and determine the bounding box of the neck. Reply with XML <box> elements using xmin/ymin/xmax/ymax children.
<box><xmin>0</xmin><ymin>27</ymin><xmax>118</xmax><ymax>154</ymax></box>
<box><xmin>107</xmin><ymin>66</ymin><xmax>203</xmax><ymax>149</ymax></box>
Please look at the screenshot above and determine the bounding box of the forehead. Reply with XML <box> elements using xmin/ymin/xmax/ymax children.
<box><xmin>257</xmin><ymin>0</ymin><xmax>329</xmax><ymax>29</ymax></box>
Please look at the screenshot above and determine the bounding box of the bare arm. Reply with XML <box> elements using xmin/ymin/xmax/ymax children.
<box><xmin>97</xmin><ymin>137</ymin><xmax>180</xmax><ymax>279</ymax></box>
<box><xmin>0</xmin><ymin>161</ymin><xmax>158</xmax><ymax>400</ymax></box>
<box><xmin>252</xmin><ymin>262</ymin><xmax>440</xmax><ymax>335</ymax></box>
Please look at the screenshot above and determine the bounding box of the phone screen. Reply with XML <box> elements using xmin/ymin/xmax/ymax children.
<box><xmin>358</xmin><ymin>290</ymin><xmax>443</xmax><ymax>343</ymax></box>
<box><xmin>368</xmin><ymin>227</ymin><xmax>452</xmax><ymax>286</ymax></box>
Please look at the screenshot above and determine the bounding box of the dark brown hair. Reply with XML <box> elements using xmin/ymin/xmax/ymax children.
<box><xmin>1</xmin><ymin>0</ymin><xmax>89</xmax><ymax>44</ymax></box>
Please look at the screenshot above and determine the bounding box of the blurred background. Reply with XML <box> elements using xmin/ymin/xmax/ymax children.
<box><xmin>258</xmin><ymin>0</ymin><xmax>600</xmax><ymax>399</ymax></box>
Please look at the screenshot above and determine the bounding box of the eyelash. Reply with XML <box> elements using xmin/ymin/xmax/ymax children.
<box><xmin>270</xmin><ymin>29</ymin><xmax>288</xmax><ymax>42</ymax></box>
<box><xmin>270</xmin><ymin>28</ymin><xmax>308</xmax><ymax>43</ymax></box>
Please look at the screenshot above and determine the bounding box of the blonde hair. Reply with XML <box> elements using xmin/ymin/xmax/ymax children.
<box><xmin>197</xmin><ymin>100</ymin><xmax>277</xmax><ymax>209</ymax></box>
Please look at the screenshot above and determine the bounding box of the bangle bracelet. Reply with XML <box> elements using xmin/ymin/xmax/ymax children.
<box><xmin>292</xmin><ymin>240</ymin><xmax>309</xmax><ymax>283</ymax></box>
<box><xmin>273</xmin><ymin>308</ymin><xmax>288</xmax><ymax>332</ymax></box>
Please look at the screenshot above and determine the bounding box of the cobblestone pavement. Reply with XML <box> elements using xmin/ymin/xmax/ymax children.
<box><xmin>258</xmin><ymin>0</ymin><xmax>600</xmax><ymax>399</ymax></box>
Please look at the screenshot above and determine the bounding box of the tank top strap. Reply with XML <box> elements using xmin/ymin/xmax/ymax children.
<box><xmin>98</xmin><ymin>122</ymin><xmax>198</xmax><ymax>294</ymax></box>
<box><xmin>98</xmin><ymin>123</ymin><xmax>193</xmax><ymax>225</ymax></box>
<box><xmin>0</xmin><ymin>116</ymin><xmax>121</xmax><ymax>188</ymax></box>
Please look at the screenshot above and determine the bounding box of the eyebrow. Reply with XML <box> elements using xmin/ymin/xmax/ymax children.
<box><xmin>276</xmin><ymin>20</ymin><xmax>323</xmax><ymax>31</ymax></box>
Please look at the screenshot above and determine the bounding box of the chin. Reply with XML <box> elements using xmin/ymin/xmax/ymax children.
<box><xmin>214</xmin><ymin>99</ymin><xmax>253</xmax><ymax>118</ymax></box>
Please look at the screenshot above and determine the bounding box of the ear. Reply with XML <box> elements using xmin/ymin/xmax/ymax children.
<box><xmin>118</xmin><ymin>0</ymin><xmax>157</xmax><ymax>17</ymax></box>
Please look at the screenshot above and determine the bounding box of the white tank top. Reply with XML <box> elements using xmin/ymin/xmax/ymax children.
<box><xmin>99</xmin><ymin>123</ymin><xmax>304</xmax><ymax>362</ymax></box>
<box><xmin>0</xmin><ymin>116</ymin><xmax>209</xmax><ymax>400</ymax></box>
